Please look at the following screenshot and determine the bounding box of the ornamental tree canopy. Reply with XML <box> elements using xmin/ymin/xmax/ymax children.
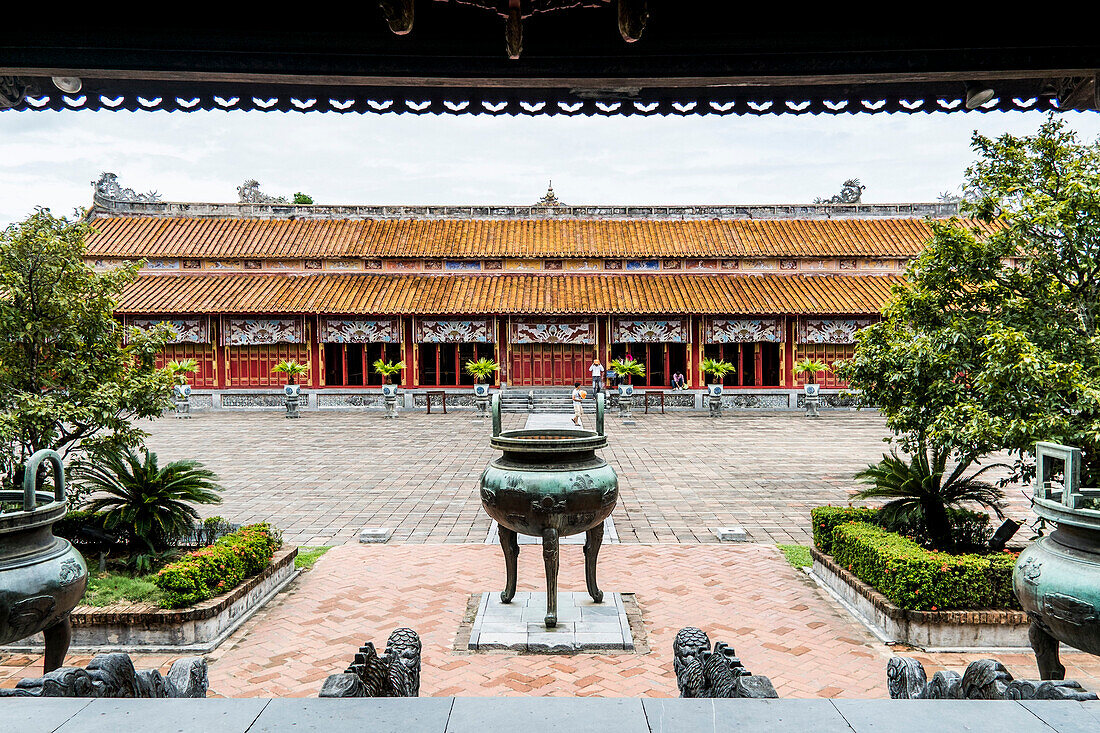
<box><xmin>0</xmin><ymin>208</ymin><xmax>173</xmax><ymax>487</ymax></box>
<box><xmin>838</xmin><ymin>116</ymin><xmax>1100</xmax><ymax>485</ymax></box>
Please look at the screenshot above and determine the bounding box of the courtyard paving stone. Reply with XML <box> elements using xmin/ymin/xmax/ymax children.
<box><xmin>133</xmin><ymin>411</ymin><xmax>1030</xmax><ymax>547</ymax></box>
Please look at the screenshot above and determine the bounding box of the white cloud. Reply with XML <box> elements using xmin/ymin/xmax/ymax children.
<box><xmin>1</xmin><ymin>109</ymin><xmax>1099</xmax><ymax>225</ymax></box>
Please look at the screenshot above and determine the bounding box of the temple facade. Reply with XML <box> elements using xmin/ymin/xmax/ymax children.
<box><xmin>85</xmin><ymin>182</ymin><xmax>982</xmax><ymax>409</ymax></box>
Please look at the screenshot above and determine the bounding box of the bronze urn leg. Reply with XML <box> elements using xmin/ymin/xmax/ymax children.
<box><xmin>42</xmin><ymin>615</ymin><xmax>72</xmax><ymax>673</ymax></box>
<box><xmin>584</xmin><ymin>522</ymin><xmax>605</xmax><ymax>603</ymax></box>
<box><xmin>1029</xmin><ymin>619</ymin><xmax>1066</xmax><ymax>680</ymax></box>
<box><xmin>542</xmin><ymin>527</ymin><xmax>560</xmax><ymax>627</ymax></box>
<box><xmin>498</xmin><ymin>525</ymin><xmax>519</xmax><ymax>604</ymax></box>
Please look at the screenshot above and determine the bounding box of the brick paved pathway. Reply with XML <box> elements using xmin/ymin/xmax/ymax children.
<box><xmin>8</xmin><ymin>543</ymin><xmax>1097</xmax><ymax>698</ymax></box>
<box><xmin>136</xmin><ymin>411</ymin><xmax>1029</xmax><ymax>547</ymax></box>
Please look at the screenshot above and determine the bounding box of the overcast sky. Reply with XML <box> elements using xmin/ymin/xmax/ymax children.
<box><xmin>2</xmin><ymin>109</ymin><xmax>1100</xmax><ymax>226</ymax></box>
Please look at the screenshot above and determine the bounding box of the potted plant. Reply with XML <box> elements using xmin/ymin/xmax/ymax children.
<box><xmin>464</xmin><ymin>357</ymin><xmax>499</xmax><ymax>398</ymax></box>
<box><xmin>166</xmin><ymin>359</ymin><xmax>198</xmax><ymax>418</ymax></box>
<box><xmin>271</xmin><ymin>359</ymin><xmax>309</xmax><ymax>418</ymax></box>
<box><xmin>608</xmin><ymin>357</ymin><xmax>645</xmax><ymax>398</ymax></box>
<box><xmin>793</xmin><ymin>358</ymin><xmax>829</xmax><ymax>397</ymax></box>
<box><xmin>793</xmin><ymin>358</ymin><xmax>829</xmax><ymax>417</ymax></box>
<box><xmin>701</xmin><ymin>357</ymin><xmax>735</xmax><ymax>397</ymax></box>
<box><xmin>373</xmin><ymin>359</ymin><xmax>405</xmax><ymax>418</ymax></box>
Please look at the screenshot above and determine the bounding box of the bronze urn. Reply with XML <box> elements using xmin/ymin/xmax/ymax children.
<box><xmin>1013</xmin><ymin>442</ymin><xmax>1100</xmax><ymax>679</ymax></box>
<box><xmin>1</xmin><ymin>450</ymin><xmax>88</xmax><ymax>672</ymax></box>
<box><xmin>480</xmin><ymin>394</ymin><xmax>618</xmax><ymax>627</ymax></box>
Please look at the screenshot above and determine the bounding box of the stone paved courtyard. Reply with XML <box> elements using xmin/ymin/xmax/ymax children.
<box><xmin>132</xmin><ymin>410</ymin><xmax>1031</xmax><ymax>547</ymax></box>
<box><xmin>2</xmin><ymin>408</ymin><xmax>1082</xmax><ymax>700</ymax></box>
<box><xmin>4</xmin><ymin>543</ymin><xmax>1099</xmax><ymax>698</ymax></box>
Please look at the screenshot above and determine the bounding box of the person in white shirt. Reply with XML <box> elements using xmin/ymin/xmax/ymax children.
<box><xmin>571</xmin><ymin>382</ymin><xmax>585</xmax><ymax>427</ymax></box>
<box><xmin>589</xmin><ymin>357</ymin><xmax>605</xmax><ymax>394</ymax></box>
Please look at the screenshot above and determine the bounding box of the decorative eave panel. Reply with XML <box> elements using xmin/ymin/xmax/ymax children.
<box><xmin>613</xmin><ymin>318</ymin><xmax>689</xmax><ymax>343</ymax></box>
<box><xmin>222</xmin><ymin>317</ymin><xmax>305</xmax><ymax>346</ymax></box>
<box><xmin>796</xmin><ymin>317</ymin><xmax>875</xmax><ymax>344</ymax></box>
<box><xmin>125</xmin><ymin>316</ymin><xmax>210</xmax><ymax>344</ymax></box>
<box><xmin>511</xmin><ymin>318</ymin><xmax>597</xmax><ymax>344</ymax></box>
<box><xmin>705</xmin><ymin>318</ymin><xmax>784</xmax><ymax>344</ymax></box>
<box><xmin>414</xmin><ymin>319</ymin><xmax>494</xmax><ymax>343</ymax></box>
<box><xmin>319</xmin><ymin>317</ymin><xmax>401</xmax><ymax>344</ymax></box>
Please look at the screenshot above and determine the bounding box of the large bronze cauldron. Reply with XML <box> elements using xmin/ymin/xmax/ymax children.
<box><xmin>1013</xmin><ymin>442</ymin><xmax>1100</xmax><ymax>679</ymax></box>
<box><xmin>1</xmin><ymin>450</ymin><xmax>88</xmax><ymax>672</ymax></box>
<box><xmin>480</xmin><ymin>394</ymin><xmax>618</xmax><ymax>627</ymax></box>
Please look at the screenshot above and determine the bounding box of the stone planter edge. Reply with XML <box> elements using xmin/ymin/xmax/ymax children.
<box><xmin>809</xmin><ymin>547</ymin><xmax>1030</xmax><ymax>650</ymax></box>
<box><xmin>4</xmin><ymin>547</ymin><xmax>298</xmax><ymax>654</ymax></box>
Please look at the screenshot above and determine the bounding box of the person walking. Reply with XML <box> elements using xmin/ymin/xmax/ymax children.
<box><xmin>571</xmin><ymin>382</ymin><xmax>585</xmax><ymax>427</ymax></box>
<box><xmin>589</xmin><ymin>356</ymin><xmax>605</xmax><ymax>394</ymax></box>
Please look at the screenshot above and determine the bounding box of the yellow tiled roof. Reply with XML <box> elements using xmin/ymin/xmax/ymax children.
<box><xmin>117</xmin><ymin>273</ymin><xmax>900</xmax><ymax>316</ymax></box>
<box><xmin>86</xmin><ymin>216</ymin><xmax>995</xmax><ymax>259</ymax></box>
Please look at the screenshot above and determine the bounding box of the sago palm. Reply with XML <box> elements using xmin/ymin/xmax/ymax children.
<box><xmin>78</xmin><ymin>447</ymin><xmax>222</xmax><ymax>552</ymax></box>
<box><xmin>852</xmin><ymin>446</ymin><xmax>1006</xmax><ymax>551</ymax></box>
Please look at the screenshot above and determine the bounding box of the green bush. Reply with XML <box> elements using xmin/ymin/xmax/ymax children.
<box><xmin>830</xmin><ymin>522</ymin><xmax>1018</xmax><ymax>611</ymax></box>
<box><xmin>811</xmin><ymin>506</ymin><xmax>879</xmax><ymax>554</ymax></box>
<box><xmin>154</xmin><ymin>523</ymin><xmax>281</xmax><ymax>608</ymax></box>
<box><xmin>811</xmin><ymin>505</ymin><xmax>992</xmax><ymax>554</ymax></box>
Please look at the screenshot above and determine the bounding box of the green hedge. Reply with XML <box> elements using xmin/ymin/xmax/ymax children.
<box><xmin>810</xmin><ymin>505</ymin><xmax>992</xmax><ymax>553</ymax></box>
<box><xmin>154</xmin><ymin>523</ymin><xmax>281</xmax><ymax>608</ymax></box>
<box><xmin>811</xmin><ymin>506</ymin><xmax>878</xmax><ymax>554</ymax></box>
<box><xmin>829</xmin><ymin>522</ymin><xmax>1018</xmax><ymax>611</ymax></box>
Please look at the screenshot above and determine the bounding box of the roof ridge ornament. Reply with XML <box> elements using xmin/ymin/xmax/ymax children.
<box><xmin>534</xmin><ymin>180</ymin><xmax>564</xmax><ymax>208</ymax></box>
<box><xmin>237</xmin><ymin>179</ymin><xmax>288</xmax><ymax>204</ymax></box>
<box><xmin>92</xmin><ymin>172</ymin><xmax>161</xmax><ymax>203</ymax></box>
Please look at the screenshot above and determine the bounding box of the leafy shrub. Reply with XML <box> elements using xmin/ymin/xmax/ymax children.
<box><xmin>154</xmin><ymin>523</ymin><xmax>281</xmax><ymax>608</ymax></box>
<box><xmin>811</xmin><ymin>506</ymin><xmax>879</xmax><ymax>554</ymax></box>
<box><xmin>811</xmin><ymin>505</ymin><xmax>992</xmax><ymax>554</ymax></box>
<box><xmin>76</xmin><ymin>447</ymin><xmax>222</xmax><ymax>552</ymax></box>
<box><xmin>830</xmin><ymin>522</ymin><xmax>1018</xmax><ymax>611</ymax></box>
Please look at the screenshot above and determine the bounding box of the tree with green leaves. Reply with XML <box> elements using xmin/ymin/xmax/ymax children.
<box><xmin>837</xmin><ymin>115</ymin><xmax>1100</xmax><ymax>488</ymax></box>
<box><xmin>77</xmin><ymin>446</ymin><xmax>222</xmax><ymax>553</ymax></box>
<box><xmin>0</xmin><ymin>209</ymin><xmax>173</xmax><ymax>488</ymax></box>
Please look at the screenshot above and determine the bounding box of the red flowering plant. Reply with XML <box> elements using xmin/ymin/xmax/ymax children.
<box><xmin>155</xmin><ymin>523</ymin><xmax>281</xmax><ymax>608</ymax></box>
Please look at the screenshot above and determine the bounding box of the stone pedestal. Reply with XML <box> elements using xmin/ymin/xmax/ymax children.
<box><xmin>804</xmin><ymin>396</ymin><xmax>820</xmax><ymax>418</ymax></box>
<box><xmin>174</xmin><ymin>396</ymin><xmax>191</xmax><ymax>418</ymax></box>
<box><xmin>468</xmin><ymin>591</ymin><xmax>634</xmax><ymax>653</ymax></box>
<box><xmin>708</xmin><ymin>395</ymin><xmax>722</xmax><ymax>417</ymax></box>
<box><xmin>619</xmin><ymin>395</ymin><xmax>635</xmax><ymax>425</ymax></box>
<box><xmin>284</xmin><ymin>395</ymin><xmax>301</xmax><ymax>419</ymax></box>
<box><xmin>383</xmin><ymin>394</ymin><xmax>398</xmax><ymax>419</ymax></box>
<box><xmin>474</xmin><ymin>395</ymin><xmax>489</xmax><ymax>418</ymax></box>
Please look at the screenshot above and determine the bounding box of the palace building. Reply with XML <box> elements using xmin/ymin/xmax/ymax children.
<box><xmin>85</xmin><ymin>179</ymin><xmax>980</xmax><ymax>409</ymax></box>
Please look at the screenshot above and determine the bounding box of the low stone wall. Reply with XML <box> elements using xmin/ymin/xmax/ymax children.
<box><xmin>810</xmin><ymin>548</ymin><xmax>1030</xmax><ymax>649</ymax></box>
<box><xmin>6</xmin><ymin>548</ymin><xmax>298</xmax><ymax>654</ymax></box>
<box><xmin>183</xmin><ymin>388</ymin><xmax>868</xmax><ymax>411</ymax></box>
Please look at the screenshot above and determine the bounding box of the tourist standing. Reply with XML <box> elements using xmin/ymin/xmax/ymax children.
<box><xmin>571</xmin><ymin>382</ymin><xmax>585</xmax><ymax>427</ymax></box>
<box><xmin>589</xmin><ymin>357</ymin><xmax>605</xmax><ymax>394</ymax></box>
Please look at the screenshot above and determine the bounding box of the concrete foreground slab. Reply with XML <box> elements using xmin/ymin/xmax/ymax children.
<box><xmin>5</xmin><ymin>698</ymin><xmax>1100</xmax><ymax>733</ymax></box>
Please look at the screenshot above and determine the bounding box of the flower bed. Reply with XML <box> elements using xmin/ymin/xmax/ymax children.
<box><xmin>155</xmin><ymin>523</ymin><xmax>281</xmax><ymax>608</ymax></box>
<box><xmin>809</xmin><ymin>506</ymin><xmax>1027</xmax><ymax>648</ymax></box>
<box><xmin>829</xmin><ymin>522</ymin><xmax>1017</xmax><ymax>611</ymax></box>
<box><xmin>811</xmin><ymin>506</ymin><xmax>1016</xmax><ymax>611</ymax></box>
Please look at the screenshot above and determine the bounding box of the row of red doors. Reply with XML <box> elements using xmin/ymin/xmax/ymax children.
<box><xmin>510</xmin><ymin>344</ymin><xmax>591</xmax><ymax>386</ymax></box>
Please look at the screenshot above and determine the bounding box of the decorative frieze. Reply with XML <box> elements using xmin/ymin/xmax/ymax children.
<box><xmin>143</xmin><ymin>258</ymin><xmax>179</xmax><ymax>270</ymax></box>
<box><xmin>796</xmin><ymin>317</ymin><xmax>873</xmax><ymax>344</ymax></box>
<box><xmin>614</xmin><ymin>318</ymin><xmax>689</xmax><ymax>343</ymax></box>
<box><xmin>511</xmin><ymin>318</ymin><xmax>596</xmax><ymax>344</ymax></box>
<box><xmin>625</xmin><ymin>260</ymin><xmax>659</xmax><ymax>271</ymax></box>
<box><xmin>415</xmin><ymin>319</ymin><xmax>494</xmax><ymax>343</ymax></box>
<box><xmin>127</xmin><ymin>317</ymin><xmax>210</xmax><ymax>344</ymax></box>
<box><xmin>445</xmin><ymin>260</ymin><xmax>481</xmax><ymax>271</ymax></box>
<box><xmin>224</xmin><ymin>317</ymin><xmax>304</xmax><ymax>345</ymax></box>
<box><xmin>706</xmin><ymin>318</ymin><xmax>784</xmax><ymax>343</ymax></box>
<box><xmin>319</xmin><ymin>318</ymin><xmax>401</xmax><ymax>343</ymax></box>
